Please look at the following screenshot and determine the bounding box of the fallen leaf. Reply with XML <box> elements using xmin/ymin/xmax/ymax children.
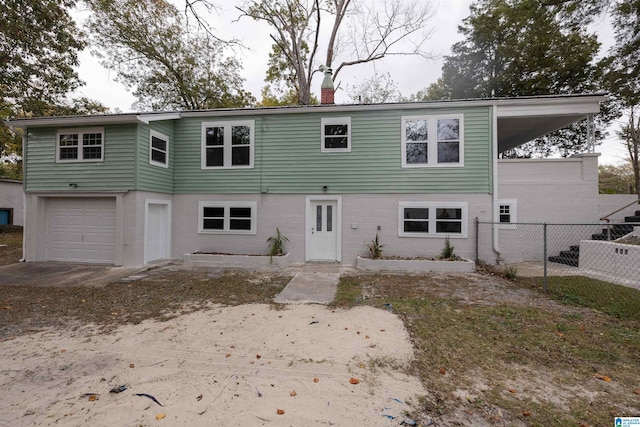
<box><xmin>579</xmin><ymin>325</ymin><xmax>585</xmax><ymax>332</ymax></box>
<box><xmin>350</xmin><ymin>378</ymin><xmax>360</xmax><ymax>385</ymax></box>
<box><xmin>111</xmin><ymin>312</ymin><xmax>118</xmax><ymax>316</ymax></box>
<box><xmin>634</xmin><ymin>389</ymin><xmax>640</xmax><ymax>395</ymax></box>
<box><xmin>594</xmin><ymin>373</ymin><xmax>612</xmax><ymax>382</ymax></box>
<box><xmin>579</xmin><ymin>423</ymin><xmax>591</xmax><ymax>427</ymax></box>
<box><xmin>230</xmin><ymin>345</ymin><xmax>235</xmax><ymax>349</ymax></box>
<box><xmin>439</xmin><ymin>367</ymin><xmax>446</xmax><ymax>375</ymax></box>
<box><xmin>522</xmin><ymin>410</ymin><xmax>531</xmax><ymax>417</ymax></box>
<box><xmin>225</xmin><ymin>353</ymin><xmax>231</xmax><ymax>358</ymax></box>
<box><xmin>129</xmin><ymin>363</ymin><xmax>135</xmax><ymax>368</ymax></box>
<box><xmin>555</xmin><ymin>331</ymin><xmax>565</xmax><ymax>338</ymax></box>
<box><xmin>356</xmin><ymin>331</ymin><xmax>360</xmax><ymax>335</ymax></box>
<box><xmin>60</xmin><ymin>349</ymin><xmax>66</xmax><ymax>353</ymax></box>
<box><xmin>508</xmin><ymin>388</ymin><xmax>517</xmax><ymax>394</ymax></box>
<box><xmin>380</xmin><ymin>329</ymin><xmax>385</xmax><ymax>332</ymax></box>
<box><xmin>313</xmin><ymin>377</ymin><xmax>319</xmax><ymax>383</ymax></box>
<box><xmin>365</xmin><ymin>335</ymin><xmax>369</xmax><ymax>339</ymax></box>
<box><xmin>88</xmin><ymin>395</ymin><xmax>98</xmax><ymax>402</ymax></box>
<box><xmin>256</xmin><ymin>354</ymin><xmax>261</xmax><ymax>359</ymax></box>
<box><xmin>358</xmin><ymin>363</ymin><xmax>366</xmax><ymax>369</ymax></box>
<box><xmin>156</xmin><ymin>413</ymin><xmax>166</xmax><ymax>420</ymax></box>
<box><xmin>290</xmin><ymin>391</ymin><xmax>297</xmax><ymax>397</ymax></box>
<box><xmin>196</xmin><ymin>394</ymin><xmax>203</xmax><ymax>401</ymax></box>
<box><xmin>276</xmin><ymin>409</ymin><xmax>285</xmax><ymax>415</ymax></box>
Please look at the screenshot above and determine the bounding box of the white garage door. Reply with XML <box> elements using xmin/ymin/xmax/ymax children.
<box><xmin>45</xmin><ymin>198</ymin><xmax>116</xmax><ymax>263</ymax></box>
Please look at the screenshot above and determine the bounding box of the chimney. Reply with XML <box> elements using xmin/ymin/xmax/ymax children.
<box><xmin>320</xmin><ymin>66</ymin><xmax>335</xmax><ymax>104</ymax></box>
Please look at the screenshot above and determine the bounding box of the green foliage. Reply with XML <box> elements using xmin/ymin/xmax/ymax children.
<box><xmin>367</xmin><ymin>233</ymin><xmax>385</xmax><ymax>259</ymax></box>
<box><xmin>267</xmin><ymin>228</ymin><xmax>289</xmax><ymax>263</ymax></box>
<box><xmin>503</xmin><ymin>266</ymin><xmax>517</xmax><ymax>280</ymax></box>
<box><xmin>439</xmin><ymin>237</ymin><xmax>455</xmax><ymax>259</ymax></box>
<box><xmin>86</xmin><ymin>0</ymin><xmax>254</xmax><ymax>111</ymax></box>
<box><xmin>439</xmin><ymin>0</ymin><xmax>606</xmax><ymax>157</ymax></box>
<box><xmin>599</xmin><ymin>163</ymin><xmax>636</xmax><ymax>194</ymax></box>
<box><xmin>403</xmin><ymin>78</ymin><xmax>448</xmax><ymax>102</ymax></box>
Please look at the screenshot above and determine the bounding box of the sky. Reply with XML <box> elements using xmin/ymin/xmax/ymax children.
<box><xmin>71</xmin><ymin>0</ymin><xmax>628</xmax><ymax>166</ymax></box>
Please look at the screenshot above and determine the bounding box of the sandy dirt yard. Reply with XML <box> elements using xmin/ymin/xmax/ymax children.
<box><xmin>0</xmin><ymin>304</ymin><xmax>424</xmax><ymax>426</ymax></box>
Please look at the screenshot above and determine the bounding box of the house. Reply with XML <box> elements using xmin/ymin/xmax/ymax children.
<box><xmin>0</xmin><ymin>178</ymin><xmax>23</xmax><ymax>227</ymax></box>
<box><xmin>5</xmin><ymin>84</ymin><xmax>606</xmax><ymax>266</ymax></box>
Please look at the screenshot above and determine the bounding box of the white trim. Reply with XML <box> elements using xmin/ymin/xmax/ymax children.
<box><xmin>137</xmin><ymin>113</ymin><xmax>181</xmax><ymax>124</ymax></box>
<box><xmin>398</xmin><ymin>201</ymin><xmax>468</xmax><ymax>238</ymax></box>
<box><xmin>144</xmin><ymin>199</ymin><xmax>172</xmax><ymax>264</ymax></box>
<box><xmin>321</xmin><ymin>117</ymin><xmax>351</xmax><ymax>153</ymax></box>
<box><xmin>305</xmin><ymin>195</ymin><xmax>342</xmax><ymax>262</ymax></box>
<box><xmin>198</xmin><ymin>201</ymin><xmax>257</xmax><ymax>235</ymax></box>
<box><xmin>401</xmin><ymin>114</ymin><xmax>464</xmax><ymax>168</ymax></box>
<box><xmin>55</xmin><ymin>127</ymin><xmax>104</xmax><ymax>163</ymax></box>
<box><xmin>201</xmin><ymin>120</ymin><xmax>255</xmax><ymax>169</ymax></box>
<box><xmin>497</xmin><ymin>199</ymin><xmax>517</xmax><ymax>229</ymax></box>
<box><xmin>149</xmin><ymin>130</ymin><xmax>169</xmax><ymax>168</ymax></box>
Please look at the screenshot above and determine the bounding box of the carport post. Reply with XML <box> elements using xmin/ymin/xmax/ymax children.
<box><xmin>543</xmin><ymin>223</ymin><xmax>548</xmax><ymax>293</ymax></box>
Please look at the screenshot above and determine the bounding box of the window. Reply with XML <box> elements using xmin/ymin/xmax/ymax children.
<box><xmin>321</xmin><ymin>117</ymin><xmax>351</xmax><ymax>152</ymax></box>
<box><xmin>201</xmin><ymin>120</ymin><xmax>254</xmax><ymax>169</ymax></box>
<box><xmin>56</xmin><ymin>128</ymin><xmax>104</xmax><ymax>162</ymax></box>
<box><xmin>398</xmin><ymin>202</ymin><xmax>468</xmax><ymax>237</ymax></box>
<box><xmin>401</xmin><ymin>115</ymin><xmax>463</xmax><ymax>167</ymax></box>
<box><xmin>198</xmin><ymin>201</ymin><xmax>257</xmax><ymax>234</ymax></box>
<box><xmin>497</xmin><ymin>199</ymin><xmax>517</xmax><ymax>229</ymax></box>
<box><xmin>149</xmin><ymin>130</ymin><xmax>169</xmax><ymax>167</ymax></box>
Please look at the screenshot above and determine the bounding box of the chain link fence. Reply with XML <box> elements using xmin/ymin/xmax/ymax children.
<box><xmin>476</xmin><ymin>220</ymin><xmax>640</xmax><ymax>294</ymax></box>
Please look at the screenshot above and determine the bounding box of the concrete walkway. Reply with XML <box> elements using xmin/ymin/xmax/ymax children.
<box><xmin>275</xmin><ymin>263</ymin><xmax>347</xmax><ymax>304</ymax></box>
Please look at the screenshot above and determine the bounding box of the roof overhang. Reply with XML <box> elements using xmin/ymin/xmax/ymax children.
<box><xmin>495</xmin><ymin>95</ymin><xmax>604</xmax><ymax>152</ymax></box>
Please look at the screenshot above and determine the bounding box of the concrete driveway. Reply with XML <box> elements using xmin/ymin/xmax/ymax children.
<box><xmin>0</xmin><ymin>262</ymin><xmax>151</xmax><ymax>287</ymax></box>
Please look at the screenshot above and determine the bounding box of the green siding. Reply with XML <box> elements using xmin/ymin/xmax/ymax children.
<box><xmin>173</xmin><ymin>106</ymin><xmax>492</xmax><ymax>194</ymax></box>
<box><xmin>25</xmin><ymin>125</ymin><xmax>137</xmax><ymax>192</ymax></box>
<box><xmin>136</xmin><ymin>121</ymin><xmax>175</xmax><ymax>193</ymax></box>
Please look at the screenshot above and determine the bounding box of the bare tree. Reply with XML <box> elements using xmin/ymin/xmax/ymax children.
<box><xmin>238</xmin><ymin>0</ymin><xmax>435</xmax><ymax>105</ymax></box>
<box><xmin>618</xmin><ymin>106</ymin><xmax>640</xmax><ymax>197</ymax></box>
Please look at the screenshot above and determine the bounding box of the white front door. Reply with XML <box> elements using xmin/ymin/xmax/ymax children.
<box><xmin>145</xmin><ymin>201</ymin><xmax>170</xmax><ymax>264</ymax></box>
<box><xmin>306</xmin><ymin>197</ymin><xmax>341</xmax><ymax>261</ymax></box>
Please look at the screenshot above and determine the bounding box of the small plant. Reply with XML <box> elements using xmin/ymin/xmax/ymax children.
<box><xmin>367</xmin><ymin>233</ymin><xmax>385</xmax><ymax>259</ymax></box>
<box><xmin>440</xmin><ymin>236</ymin><xmax>455</xmax><ymax>259</ymax></box>
<box><xmin>267</xmin><ymin>228</ymin><xmax>289</xmax><ymax>263</ymax></box>
<box><xmin>504</xmin><ymin>265</ymin><xmax>518</xmax><ymax>280</ymax></box>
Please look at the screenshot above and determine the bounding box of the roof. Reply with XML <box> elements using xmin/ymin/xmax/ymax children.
<box><xmin>4</xmin><ymin>93</ymin><xmax>606</xmax><ymax>152</ymax></box>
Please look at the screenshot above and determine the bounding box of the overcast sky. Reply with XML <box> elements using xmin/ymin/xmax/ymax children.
<box><xmin>71</xmin><ymin>0</ymin><xmax>627</xmax><ymax>165</ymax></box>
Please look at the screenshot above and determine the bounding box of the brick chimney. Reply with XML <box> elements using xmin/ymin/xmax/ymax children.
<box><xmin>320</xmin><ymin>66</ymin><xmax>335</xmax><ymax>104</ymax></box>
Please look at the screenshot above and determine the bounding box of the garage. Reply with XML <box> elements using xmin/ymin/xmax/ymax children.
<box><xmin>45</xmin><ymin>198</ymin><xmax>116</xmax><ymax>264</ymax></box>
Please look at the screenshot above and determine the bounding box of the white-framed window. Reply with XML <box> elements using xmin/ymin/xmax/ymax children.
<box><xmin>56</xmin><ymin>128</ymin><xmax>104</xmax><ymax>162</ymax></box>
<box><xmin>201</xmin><ymin>120</ymin><xmax>254</xmax><ymax>169</ymax></box>
<box><xmin>398</xmin><ymin>202</ymin><xmax>468</xmax><ymax>237</ymax></box>
<box><xmin>321</xmin><ymin>117</ymin><xmax>351</xmax><ymax>152</ymax></box>
<box><xmin>149</xmin><ymin>130</ymin><xmax>169</xmax><ymax>168</ymax></box>
<box><xmin>198</xmin><ymin>201</ymin><xmax>257</xmax><ymax>234</ymax></box>
<box><xmin>401</xmin><ymin>115</ymin><xmax>463</xmax><ymax>167</ymax></box>
<box><xmin>497</xmin><ymin>199</ymin><xmax>517</xmax><ymax>229</ymax></box>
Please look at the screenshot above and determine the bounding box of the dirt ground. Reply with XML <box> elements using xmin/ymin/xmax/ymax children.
<box><xmin>2</xmin><ymin>231</ymin><xmax>639</xmax><ymax>426</ymax></box>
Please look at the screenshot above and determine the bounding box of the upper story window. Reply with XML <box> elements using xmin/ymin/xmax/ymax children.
<box><xmin>401</xmin><ymin>115</ymin><xmax>463</xmax><ymax>168</ymax></box>
<box><xmin>149</xmin><ymin>130</ymin><xmax>169</xmax><ymax>168</ymax></box>
<box><xmin>201</xmin><ymin>120</ymin><xmax>254</xmax><ymax>169</ymax></box>
<box><xmin>198</xmin><ymin>201</ymin><xmax>257</xmax><ymax>234</ymax></box>
<box><xmin>398</xmin><ymin>202</ymin><xmax>468</xmax><ymax>237</ymax></box>
<box><xmin>321</xmin><ymin>117</ymin><xmax>351</xmax><ymax>152</ymax></box>
<box><xmin>56</xmin><ymin>128</ymin><xmax>104</xmax><ymax>163</ymax></box>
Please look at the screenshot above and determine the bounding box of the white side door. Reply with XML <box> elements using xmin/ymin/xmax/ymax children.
<box><xmin>144</xmin><ymin>201</ymin><xmax>171</xmax><ymax>264</ymax></box>
<box><xmin>306</xmin><ymin>197</ymin><xmax>341</xmax><ymax>261</ymax></box>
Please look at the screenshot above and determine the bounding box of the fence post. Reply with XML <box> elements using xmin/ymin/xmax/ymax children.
<box><xmin>543</xmin><ymin>223</ymin><xmax>548</xmax><ymax>293</ymax></box>
<box><xmin>475</xmin><ymin>217</ymin><xmax>479</xmax><ymax>263</ymax></box>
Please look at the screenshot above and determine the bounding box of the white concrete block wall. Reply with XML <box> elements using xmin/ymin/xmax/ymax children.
<box><xmin>171</xmin><ymin>193</ymin><xmax>493</xmax><ymax>266</ymax></box>
<box><xmin>0</xmin><ymin>181</ymin><xmax>24</xmax><ymax>226</ymax></box>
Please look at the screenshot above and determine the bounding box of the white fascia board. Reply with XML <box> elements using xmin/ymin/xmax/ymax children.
<box><xmin>496</xmin><ymin>95</ymin><xmax>605</xmax><ymax>118</ymax></box>
<box><xmin>5</xmin><ymin>114</ymin><xmax>141</xmax><ymax>129</ymax></box>
<box><xmin>136</xmin><ymin>113</ymin><xmax>182</xmax><ymax>124</ymax></box>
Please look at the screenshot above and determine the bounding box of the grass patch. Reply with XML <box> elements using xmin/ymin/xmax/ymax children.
<box><xmin>333</xmin><ymin>274</ymin><xmax>640</xmax><ymax>425</ymax></box>
<box><xmin>0</xmin><ymin>229</ymin><xmax>23</xmax><ymax>266</ymax></box>
<box><xmin>0</xmin><ymin>269</ymin><xmax>291</xmax><ymax>338</ymax></box>
<box><xmin>520</xmin><ymin>276</ymin><xmax>640</xmax><ymax>321</ymax></box>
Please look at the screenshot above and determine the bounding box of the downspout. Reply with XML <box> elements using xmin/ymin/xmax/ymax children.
<box><xmin>491</xmin><ymin>104</ymin><xmax>502</xmax><ymax>263</ymax></box>
<box><xmin>9</xmin><ymin>126</ymin><xmax>27</xmax><ymax>262</ymax></box>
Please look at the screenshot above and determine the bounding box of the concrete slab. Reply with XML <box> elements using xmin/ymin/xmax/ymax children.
<box><xmin>274</xmin><ymin>263</ymin><xmax>342</xmax><ymax>304</ymax></box>
<box><xmin>0</xmin><ymin>262</ymin><xmax>160</xmax><ymax>287</ymax></box>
